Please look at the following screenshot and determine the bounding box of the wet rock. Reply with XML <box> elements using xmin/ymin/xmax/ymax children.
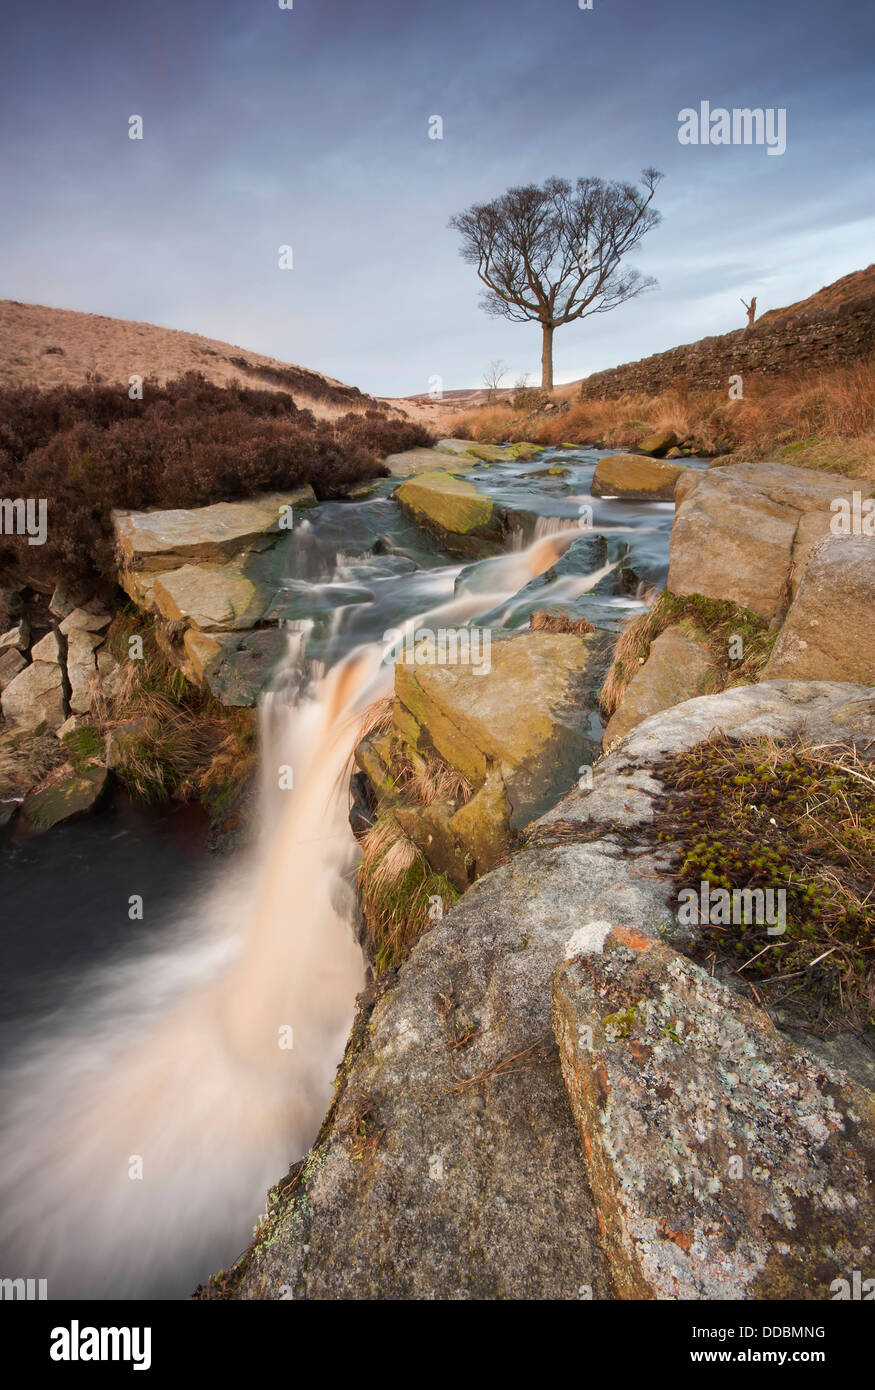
<box><xmin>764</xmin><ymin>535</ymin><xmax>875</xmax><ymax>684</ymax></box>
<box><xmin>591</xmin><ymin>453</ymin><xmax>688</xmax><ymax>500</ymax></box>
<box><xmin>198</xmin><ymin>629</ymin><xmax>287</xmax><ymax>706</ymax></box>
<box><xmin>395</xmin><ymin>471</ymin><xmax>502</xmax><ymax>556</ymax></box>
<box><xmin>0</xmin><ymin>660</ymin><xmax>67</xmax><ymax>731</ymax></box>
<box><xmin>21</xmin><ymin>766</ymin><xmax>109</xmax><ymax>830</ymax></box>
<box><xmin>603</xmin><ymin>625</ymin><xmax>716</xmax><ymax>749</ymax></box>
<box><xmin>553</xmin><ymin>926</ymin><xmax>875</xmax><ymax>1299</ymax></box>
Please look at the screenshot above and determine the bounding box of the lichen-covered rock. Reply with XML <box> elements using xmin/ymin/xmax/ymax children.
<box><xmin>669</xmin><ymin>461</ymin><xmax>873</xmax><ymax>621</ymax></box>
<box><xmin>764</xmin><ymin>535</ymin><xmax>875</xmax><ymax>684</ymax></box>
<box><xmin>1</xmin><ymin>659</ymin><xmax>67</xmax><ymax>730</ymax></box>
<box><xmin>196</xmin><ymin>629</ymin><xmax>287</xmax><ymax>706</ymax></box>
<box><xmin>112</xmin><ymin>490</ymin><xmax>314</xmax><ymax>573</ymax></box>
<box><xmin>603</xmin><ymin>625</ymin><xmax>716</xmax><ymax>749</ymax></box>
<box><xmin>553</xmin><ymin>926</ymin><xmax>875</xmax><ymax>1300</ymax></box>
<box><xmin>21</xmin><ymin>766</ymin><xmax>108</xmax><ymax>829</ymax></box>
<box><xmin>591</xmin><ymin>453</ymin><xmax>688</xmax><ymax>500</ymax></box>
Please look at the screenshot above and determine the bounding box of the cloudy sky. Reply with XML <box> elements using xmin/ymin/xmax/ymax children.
<box><xmin>1</xmin><ymin>0</ymin><xmax>873</xmax><ymax>396</ymax></box>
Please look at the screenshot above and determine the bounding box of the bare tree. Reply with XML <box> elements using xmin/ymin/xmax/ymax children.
<box><xmin>482</xmin><ymin>358</ymin><xmax>508</xmax><ymax>401</ymax></box>
<box><xmin>449</xmin><ymin>171</ymin><xmax>663</xmax><ymax>391</ymax></box>
<box><xmin>741</xmin><ymin>295</ymin><xmax>757</xmax><ymax>328</ymax></box>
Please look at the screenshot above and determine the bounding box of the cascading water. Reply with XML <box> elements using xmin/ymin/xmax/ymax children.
<box><xmin>0</xmin><ymin>446</ymin><xmax>691</xmax><ymax>1298</ymax></box>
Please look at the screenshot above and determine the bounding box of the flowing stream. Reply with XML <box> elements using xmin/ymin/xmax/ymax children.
<box><xmin>0</xmin><ymin>446</ymin><xmax>697</xmax><ymax>1297</ymax></box>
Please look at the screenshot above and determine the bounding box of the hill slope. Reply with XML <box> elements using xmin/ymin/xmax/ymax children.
<box><xmin>0</xmin><ymin>300</ymin><xmax>384</xmax><ymax>418</ymax></box>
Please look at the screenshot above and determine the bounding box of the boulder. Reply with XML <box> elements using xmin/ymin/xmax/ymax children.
<box><xmin>0</xmin><ymin>647</ymin><xmax>26</xmax><ymax>691</ymax></box>
<box><xmin>1</xmin><ymin>660</ymin><xmax>67</xmax><ymax>730</ymax></box>
<box><xmin>112</xmin><ymin>489</ymin><xmax>315</xmax><ymax>572</ymax></box>
<box><xmin>21</xmin><ymin>767</ymin><xmax>108</xmax><ymax>830</ymax></box>
<box><xmin>393</xmin><ymin>630</ymin><xmax>609</xmax><ymax>828</ymax></box>
<box><xmin>395</xmin><ymin>471</ymin><xmax>502</xmax><ymax>557</ymax></box>
<box><xmin>669</xmin><ymin>461</ymin><xmax>874</xmax><ymax>622</ymax></box>
<box><xmin>66</xmin><ymin>629</ymin><xmax>103</xmax><ymax>714</ymax></box>
<box><xmin>636</xmin><ymin>429</ymin><xmax>678</xmax><ymax>457</ymax></box>
<box><xmin>152</xmin><ymin>564</ymin><xmax>270</xmax><ymax>632</ymax></box>
<box><xmin>591</xmin><ymin>453</ymin><xmax>688</xmax><ymax>501</ymax></box>
<box><xmin>30</xmin><ymin>629</ymin><xmax>64</xmax><ymax>664</ymax></box>
<box><xmin>603</xmin><ymin>625</ymin><xmax>716</xmax><ymax>749</ymax></box>
<box><xmin>49</xmin><ymin>581</ymin><xmax>91</xmax><ymax>618</ymax></box>
<box><xmin>764</xmin><ymin>535</ymin><xmax>875</xmax><ymax>684</ymax></box>
<box><xmin>553</xmin><ymin>925</ymin><xmax>875</xmax><ymax>1299</ymax></box>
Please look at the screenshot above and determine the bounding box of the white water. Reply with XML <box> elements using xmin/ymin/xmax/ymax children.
<box><xmin>0</xmin><ymin>519</ymin><xmax>594</xmax><ymax>1299</ymax></box>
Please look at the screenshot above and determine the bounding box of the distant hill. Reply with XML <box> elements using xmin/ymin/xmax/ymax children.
<box><xmin>575</xmin><ymin>265</ymin><xmax>875</xmax><ymax>401</ymax></box>
<box><xmin>0</xmin><ymin>300</ymin><xmax>388</xmax><ymax>418</ymax></box>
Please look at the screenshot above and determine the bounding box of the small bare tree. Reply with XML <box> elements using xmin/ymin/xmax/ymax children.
<box><xmin>741</xmin><ymin>295</ymin><xmax>757</xmax><ymax>328</ymax></box>
<box><xmin>449</xmin><ymin>171</ymin><xmax>663</xmax><ymax>391</ymax></box>
<box><xmin>482</xmin><ymin>358</ymin><xmax>508</xmax><ymax>401</ymax></box>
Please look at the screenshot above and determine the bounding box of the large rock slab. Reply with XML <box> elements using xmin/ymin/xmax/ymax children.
<box><xmin>591</xmin><ymin>453</ymin><xmax>688</xmax><ymax>500</ymax></box>
<box><xmin>112</xmin><ymin>489</ymin><xmax>315</xmax><ymax>572</ymax></box>
<box><xmin>394</xmin><ymin>630</ymin><xmax>609</xmax><ymax>828</ymax></box>
<box><xmin>603</xmin><ymin>625</ymin><xmax>715</xmax><ymax>749</ymax></box>
<box><xmin>383</xmin><ymin>446</ymin><xmax>462</xmax><ymax>477</ymax></box>
<box><xmin>0</xmin><ymin>660</ymin><xmax>67</xmax><ymax>731</ymax></box>
<box><xmin>764</xmin><ymin>535</ymin><xmax>875</xmax><ymax>684</ymax></box>
<box><xmin>669</xmin><ymin>461</ymin><xmax>873</xmax><ymax>621</ymax></box>
<box><xmin>553</xmin><ymin>925</ymin><xmax>875</xmax><ymax>1300</ymax></box>
<box><xmin>152</xmin><ymin>564</ymin><xmax>271</xmax><ymax>632</ymax></box>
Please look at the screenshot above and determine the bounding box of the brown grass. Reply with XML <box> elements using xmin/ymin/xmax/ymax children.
<box><xmin>450</xmin><ymin>357</ymin><xmax>875</xmax><ymax>480</ymax></box>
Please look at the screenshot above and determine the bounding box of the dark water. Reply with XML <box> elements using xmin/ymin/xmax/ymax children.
<box><xmin>0</xmin><ymin>795</ymin><xmax>211</xmax><ymax>1032</ymax></box>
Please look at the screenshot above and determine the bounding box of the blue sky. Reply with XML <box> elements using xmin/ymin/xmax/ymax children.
<box><xmin>1</xmin><ymin>0</ymin><xmax>873</xmax><ymax>395</ymax></box>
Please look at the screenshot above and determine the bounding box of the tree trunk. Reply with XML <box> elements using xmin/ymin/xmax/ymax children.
<box><xmin>540</xmin><ymin>322</ymin><xmax>554</xmax><ymax>392</ymax></box>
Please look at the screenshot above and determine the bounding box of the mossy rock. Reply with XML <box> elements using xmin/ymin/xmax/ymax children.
<box><xmin>395</xmin><ymin>472</ymin><xmax>502</xmax><ymax>557</ymax></box>
<box><xmin>22</xmin><ymin>766</ymin><xmax>109</xmax><ymax>830</ymax></box>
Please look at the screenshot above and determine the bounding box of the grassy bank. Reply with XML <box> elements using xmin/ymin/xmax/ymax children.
<box><xmin>449</xmin><ymin>357</ymin><xmax>875</xmax><ymax>479</ymax></box>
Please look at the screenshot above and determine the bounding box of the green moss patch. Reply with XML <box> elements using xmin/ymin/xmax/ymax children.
<box><xmin>651</xmin><ymin>734</ymin><xmax>875</xmax><ymax>1036</ymax></box>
